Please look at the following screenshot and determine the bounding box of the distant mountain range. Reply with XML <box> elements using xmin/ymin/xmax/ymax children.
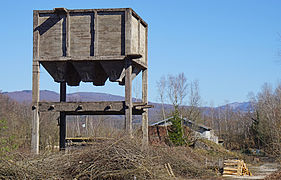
<box><xmin>219</xmin><ymin>102</ymin><xmax>252</xmax><ymax>112</ymax></box>
<box><xmin>2</xmin><ymin>90</ymin><xmax>251</xmax><ymax>122</ymax></box>
<box><xmin>3</xmin><ymin>90</ymin><xmax>125</xmax><ymax>103</ymax></box>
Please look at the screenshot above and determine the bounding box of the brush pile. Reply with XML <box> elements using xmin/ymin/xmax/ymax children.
<box><xmin>63</xmin><ymin>138</ymin><xmax>168</xmax><ymax>179</ymax></box>
<box><xmin>0</xmin><ymin>137</ymin><xmax>216</xmax><ymax>179</ymax></box>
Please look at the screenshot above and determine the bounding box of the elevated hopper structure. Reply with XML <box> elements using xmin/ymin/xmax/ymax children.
<box><xmin>31</xmin><ymin>8</ymin><xmax>151</xmax><ymax>154</ymax></box>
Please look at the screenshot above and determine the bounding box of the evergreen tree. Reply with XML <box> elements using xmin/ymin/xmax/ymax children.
<box><xmin>168</xmin><ymin>108</ymin><xmax>186</xmax><ymax>146</ymax></box>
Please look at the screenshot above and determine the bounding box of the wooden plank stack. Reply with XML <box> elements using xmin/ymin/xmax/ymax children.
<box><xmin>223</xmin><ymin>159</ymin><xmax>252</xmax><ymax>177</ymax></box>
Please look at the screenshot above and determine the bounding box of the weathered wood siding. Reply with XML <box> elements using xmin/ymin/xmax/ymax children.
<box><xmin>131</xmin><ymin>14</ymin><xmax>147</xmax><ymax>65</ymax></box>
<box><xmin>131</xmin><ymin>15</ymin><xmax>139</xmax><ymax>54</ymax></box>
<box><xmin>36</xmin><ymin>9</ymin><xmax>144</xmax><ymax>58</ymax></box>
<box><xmin>139</xmin><ymin>21</ymin><xmax>147</xmax><ymax>64</ymax></box>
<box><xmin>39</xmin><ymin>14</ymin><xmax>65</xmax><ymax>57</ymax></box>
<box><xmin>97</xmin><ymin>11</ymin><xmax>125</xmax><ymax>56</ymax></box>
<box><xmin>70</xmin><ymin>13</ymin><xmax>93</xmax><ymax>56</ymax></box>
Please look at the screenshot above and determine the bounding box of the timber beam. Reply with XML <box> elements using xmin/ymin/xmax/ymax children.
<box><xmin>38</xmin><ymin>101</ymin><xmax>153</xmax><ymax>115</ymax></box>
<box><xmin>35</xmin><ymin>54</ymin><xmax>147</xmax><ymax>70</ymax></box>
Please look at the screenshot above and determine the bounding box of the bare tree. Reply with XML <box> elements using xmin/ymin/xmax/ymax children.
<box><xmin>156</xmin><ymin>73</ymin><xmax>202</xmax><ymax>119</ymax></box>
<box><xmin>156</xmin><ymin>75</ymin><xmax>167</xmax><ymax>119</ymax></box>
<box><xmin>184</xmin><ymin>80</ymin><xmax>201</xmax><ymax>123</ymax></box>
<box><xmin>133</xmin><ymin>78</ymin><xmax>141</xmax><ymax>102</ymax></box>
<box><xmin>167</xmin><ymin>73</ymin><xmax>188</xmax><ymax>109</ymax></box>
<box><xmin>251</xmin><ymin>83</ymin><xmax>281</xmax><ymax>157</ymax></box>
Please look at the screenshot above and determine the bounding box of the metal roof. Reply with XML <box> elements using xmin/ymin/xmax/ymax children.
<box><xmin>150</xmin><ymin>116</ymin><xmax>212</xmax><ymax>131</ymax></box>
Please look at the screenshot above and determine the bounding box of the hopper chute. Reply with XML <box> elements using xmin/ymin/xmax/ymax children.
<box><xmin>41</xmin><ymin>60</ymin><xmax>141</xmax><ymax>87</ymax></box>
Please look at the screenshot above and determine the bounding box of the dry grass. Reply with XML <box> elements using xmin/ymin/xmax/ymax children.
<box><xmin>0</xmin><ymin>137</ymin><xmax>223</xmax><ymax>180</ymax></box>
<box><xmin>195</xmin><ymin>139</ymin><xmax>243</xmax><ymax>159</ymax></box>
<box><xmin>264</xmin><ymin>169</ymin><xmax>281</xmax><ymax>180</ymax></box>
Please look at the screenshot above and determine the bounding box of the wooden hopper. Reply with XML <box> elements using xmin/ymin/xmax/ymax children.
<box><xmin>31</xmin><ymin>8</ymin><xmax>150</xmax><ymax>154</ymax></box>
<box><xmin>34</xmin><ymin>8</ymin><xmax>147</xmax><ymax>86</ymax></box>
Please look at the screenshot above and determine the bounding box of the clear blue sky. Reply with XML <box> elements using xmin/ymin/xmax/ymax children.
<box><xmin>1</xmin><ymin>0</ymin><xmax>281</xmax><ymax>106</ymax></box>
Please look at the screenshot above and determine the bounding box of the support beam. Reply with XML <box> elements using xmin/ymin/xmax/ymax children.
<box><xmin>125</xmin><ymin>58</ymin><xmax>133</xmax><ymax>137</ymax></box>
<box><xmin>38</xmin><ymin>101</ymin><xmax>152</xmax><ymax>115</ymax></box>
<box><xmin>39</xmin><ymin>101</ymin><xmax>125</xmax><ymax>112</ymax></box>
<box><xmin>142</xmin><ymin>68</ymin><xmax>148</xmax><ymax>149</ymax></box>
<box><xmin>59</xmin><ymin>82</ymin><xmax>66</xmax><ymax>151</ymax></box>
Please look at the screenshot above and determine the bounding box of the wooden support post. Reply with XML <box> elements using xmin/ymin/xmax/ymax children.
<box><xmin>125</xmin><ymin>58</ymin><xmax>133</xmax><ymax>137</ymax></box>
<box><xmin>94</xmin><ymin>10</ymin><xmax>98</xmax><ymax>56</ymax></box>
<box><xmin>66</xmin><ymin>11</ymin><xmax>71</xmax><ymax>57</ymax></box>
<box><xmin>31</xmin><ymin>11</ymin><xmax>40</xmax><ymax>154</ymax></box>
<box><xmin>59</xmin><ymin>82</ymin><xmax>66</xmax><ymax>151</ymax></box>
<box><xmin>31</xmin><ymin>60</ymin><xmax>40</xmax><ymax>154</ymax></box>
<box><xmin>142</xmin><ymin>68</ymin><xmax>148</xmax><ymax>149</ymax></box>
<box><xmin>60</xmin><ymin>10</ymin><xmax>68</xmax><ymax>151</ymax></box>
<box><xmin>142</xmin><ymin>23</ymin><xmax>149</xmax><ymax>149</ymax></box>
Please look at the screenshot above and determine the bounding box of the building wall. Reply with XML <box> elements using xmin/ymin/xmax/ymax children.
<box><xmin>200</xmin><ymin>130</ymin><xmax>218</xmax><ymax>144</ymax></box>
<box><xmin>148</xmin><ymin>125</ymin><xmax>192</xmax><ymax>145</ymax></box>
<box><xmin>149</xmin><ymin>124</ymin><xmax>219</xmax><ymax>145</ymax></box>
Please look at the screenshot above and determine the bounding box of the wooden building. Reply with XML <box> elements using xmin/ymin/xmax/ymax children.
<box><xmin>150</xmin><ymin>117</ymin><xmax>219</xmax><ymax>145</ymax></box>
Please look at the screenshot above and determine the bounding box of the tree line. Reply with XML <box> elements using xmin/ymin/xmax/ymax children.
<box><xmin>0</xmin><ymin>74</ymin><xmax>280</xmax><ymax>160</ymax></box>
<box><xmin>156</xmin><ymin>73</ymin><xmax>280</xmax><ymax>159</ymax></box>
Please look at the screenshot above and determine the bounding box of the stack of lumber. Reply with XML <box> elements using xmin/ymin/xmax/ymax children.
<box><xmin>223</xmin><ymin>159</ymin><xmax>252</xmax><ymax>177</ymax></box>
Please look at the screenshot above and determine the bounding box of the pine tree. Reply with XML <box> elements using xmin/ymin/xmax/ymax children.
<box><xmin>168</xmin><ymin>108</ymin><xmax>186</xmax><ymax>146</ymax></box>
